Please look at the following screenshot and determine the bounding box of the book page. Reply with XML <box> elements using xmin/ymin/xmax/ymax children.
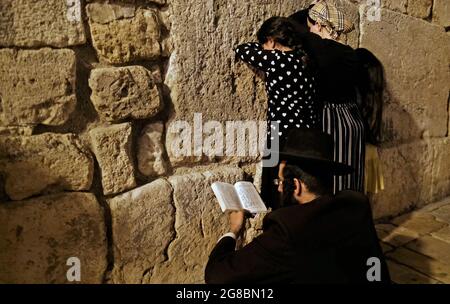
<box><xmin>211</xmin><ymin>182</ymin><xmax>242</xmax><ymax>212</ymax></box>
<box><xmin>234</xmin><ymin>181</ymin><xmax>268</xmax><ymax>214</ymax></box>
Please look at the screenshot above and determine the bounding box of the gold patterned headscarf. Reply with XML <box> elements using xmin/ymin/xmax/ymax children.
<box><xmin>308</xmin><ymin>0</ymin><xmax>355</xmax><ymax>39</ymax></box>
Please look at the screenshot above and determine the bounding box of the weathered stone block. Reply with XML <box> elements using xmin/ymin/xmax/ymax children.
<box><xmin>149</xmin><ymin>166</ymin><xmax>244</xmax><ymax>283</ymax></box>
<box><xmin>0</xmin><ymin>48</ymin><xmax>77</xmax><ymax>126</ymax></box>
<box><xmin>0</xmin><ymin>192</ymin><xmax>107</xmax><ymax>283</ymax></box>
<box><xmin>89</xmin><ymin>66</ymin><xmax>162</xmax><ymax>122</ymax></box>
<box><xmin>381</xmin><ymin>0</ymin><xmax>408</xmax><ymax>14</ymax></box>
<box><xmin>387</xmin><ymin>260</ymin><xmax>439</xmax><ymax>284</ymax></box>
<box><xmin>109</xmin><ymin>178</ymin><xmax>174</xmax><ymax>283</ymax></box>
<box><xmin>0</xmin><ymin>0</ymin><xmax>85</xmax><ymax>47</ymax></box>
<box><xmin>87</xmin><ymin>3</ymin><xmax>162</xmax><ymax>64</ymax></box>
<box><xmin>165</xmin><ymin>117</ymin><xmax>266</xmax><ymax>167</ymax></box>
<box><xmin>407</xmin><ymin>0</ymin><xmax>432</xmax><ymax>19</ymax></box>
<box><xmin>165</xmin><ymin>0</ymin><xmax>309</xmax><ymax>127</ymax></box>
<box><xmin>372</xmin><ymin>137</ymin><xmax>450</xmax><ymax>218</ymax></box>
<box><xmin>406</xmin><ymin>236</ymin><xmax>450</xmax><ymax>264</ymax></box>
<box><xmin>430</xmin><ymin>138</ymin><xmax>450</xmax><ymax>203</ymax></box>
<box><xmin>432</xmin><ymin>0</ymin><xmax>450</xmax><ymax>27</ymax></box>
<box><xmin>419</xmin><ymin>196</ymin><xmax>450</xmax><ymax>213</ymax></box>
<box><xmin>375</xmin><ymin>223</ymin><xmax>420</xmax><ymax>247</ymax></box>
<box><xmin>388</xmin><ymin>247</ymin><xmax>450</xmax><ymax>283</ymax></box>
<box><xmin>138</xmin><ymin>122</ymin><xmax>168</xmax><ymax>176</ymax></box>
<box><xmin>430</xmin><ymin>203</ymin><xmax>450</xmax><ymax>224</ymax></box>
<box><xmin>431</xmin><ymin>226</ymin><xmax>450</xmax><ymax>245</ymax></box>
<box><xmin>0</xmin><ymin>133</ymin><xmax>93</xmax><ymax>201</ymax></box>
<box><xmin>243</xmin><ymin>211</ymin><xmax>268</xmax><ymax>246</ymax></box>
<box><xmin>361</xmin><ymin>9</ymin><xmax>450</xmax><ymax>142</ymax></box>
<box><xmin>89</xmin><ymin>123</ymin><xmax>136</xmax><ymax>195</ymax></box>
<box><xmin>391</xmin><ymin>212</ymin><xmax>447</xmax><ymax>235</ymax></box>
<box><xmin>371</xmin><ymin>140</ymin><xmax>433</xmax><ymax>218</ymax></box>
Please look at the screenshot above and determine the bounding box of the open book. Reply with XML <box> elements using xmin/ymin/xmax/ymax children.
<box><xmin>211</xmin><ymin>181</ymin><xmax>268</xmax><ymax>214</ymax></box>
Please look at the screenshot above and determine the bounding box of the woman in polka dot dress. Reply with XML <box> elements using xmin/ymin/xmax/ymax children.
<box><xmin>235</xmin><ymin>17</ymin><xmax>320</xmax><ymax>147</ymax></box>
<box><xmin>234</xmin><ymin>17</ymin><xmax>320</xmax><ymax>208</ymax></box>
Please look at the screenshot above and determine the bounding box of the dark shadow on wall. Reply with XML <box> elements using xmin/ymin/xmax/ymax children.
<box><xmin>0</xmin><ymin>173</ymin><xmax>8</xmax><ymax>203</ymax></box>
<box><xmin>368</xmin><ymin>93</ymin><xmax>435</xmax><ymax>284</ymax></box>
<box><xmin>358</xmin><ymin>48</ymin><xmax>435</xmax><ymax>284</ymax></box>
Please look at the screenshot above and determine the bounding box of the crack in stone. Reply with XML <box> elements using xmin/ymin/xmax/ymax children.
<box><xmin>446</xmin><ymin>92</ymin><xmax>450</xmax><ymax>137</ymax></box>
<box><xmin>141</xmin><ymin>266</ymin><xmax>155</xmax><ymax>284</ymax></box>
<box><xmin>160</xmin><ymin>178</ymin><xmax>177</xmax><ymax>264</ymax></box>
<box><xmin>96</xmin><ymin>193</ymin><xmax>115</xmax><ymax>284</ymax></box>
<box><xmin>200</xmin><ymin>215</ymin><xmax>206</xmax><ymax>239</ymax></box>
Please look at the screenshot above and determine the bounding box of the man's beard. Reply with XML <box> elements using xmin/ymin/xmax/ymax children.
<box><xmin>279</xmin><ymin>189</ymin><xmax>297</xmax><ymax>207</ymax></box>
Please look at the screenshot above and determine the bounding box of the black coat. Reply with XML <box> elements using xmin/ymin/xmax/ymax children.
<box><xmin>205</xmin><ymin>190</ymin><xmax>390</xmax><ymax>284</ymax></box>
<box><xmin>288</xmin><ymin>12</ymin><xmax>362</xmax><ymax>104</ymax></box>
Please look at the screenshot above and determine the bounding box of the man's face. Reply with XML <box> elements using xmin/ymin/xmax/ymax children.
<box><xmin>277</xmin><ymin>161</ymin><xmax>286</xmax><ymax>193</ymax></box>
<box><xmin>277</xmin><ymin>161</ymin><xmax>299</xmax><ymax>207</ymax></box>
<box><xmin>307</xmin><ymin>18</ymin><xmax>321</xmax><ymax>36</ymax></box>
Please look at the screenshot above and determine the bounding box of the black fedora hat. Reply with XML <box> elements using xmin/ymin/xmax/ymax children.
<box><xmin>273</xmin><ymin>128</ymin><xmax>353</xmax><ymax>175</ymax></box>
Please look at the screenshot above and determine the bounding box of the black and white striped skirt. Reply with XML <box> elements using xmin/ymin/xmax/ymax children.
<box><xmin>323</xmin><ymin>102</ymin><xmax>365</xmax><ymax>193</ymax></box>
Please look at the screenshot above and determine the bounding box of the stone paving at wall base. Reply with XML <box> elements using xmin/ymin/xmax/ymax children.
<box><xmin>377</xmin><ymin>197</ymin><xmax>450</xmax><ymax>284</ymax></box>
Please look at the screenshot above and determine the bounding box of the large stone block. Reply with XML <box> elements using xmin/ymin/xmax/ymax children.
<box><xmin>375</xmin><ymin>224</ymin><xmax>420</xmax><ymax>247</ymax></box>
<box><xmin>0</xmin><ymin>0</ymin><xmax>85</xmax><ymax>47</ymax></box>
<box><xmin>0</xmin><ymin>192</ymin><xmax>107</xmax><ymax>283</ymax></box>
<box><xmin>371</xmin><ymin>140</ymin><xmax>433</xmax><ymax>218</ymax></box>
<box><xmin>391</xmin><ymin>212</ymin><xmax>447</xmax><ymax>235</ymax></box>
<box><xmin>87</xmin><ymin>3</ymin><xmax>162</xmax><ymax>64</ymax></box>
<box><xmin>108</xmin><ymin>178</ymin><xmax>174</xmax><ymax>283</ymax></box>
<box><xmin>165</xmin><ymin>0</ymin><xmax>365</xmax><ymax>166</ymax></box>
<box><xmin>432</xmin><ymin>0</ymin><xmax>450</xmax><ymax>27</ymax></box>
<box><xmin>381</xmin><ymin>0</ymin><xmax>408</xmax><ymax>14</ymax></box>
<box><xmin>407</xmin><ymin>0</ymin><xmax>432</xmax><ymax>19</ymax></box>
<box><xmin>89</xmin><ymin>123</ymin><xmax>136</xmax><ymax>195</ymax></box>
<box><xmin>431</xmin><ymin>226</ymin><xmax>450</xmax><ymax>244</ymax></box>
<box><xmin>0</xmin><ymin>133</ymin><xmax>93</xmax><ymax>201</ymax></box>
<box><xmin>406</xmin><ymin>236</ymin><xmax>450</xmax><ymax>263</ymax></box>
<box><xmin>0</xmin><ymin>48</ymin><xmax>77</xmax><ymax>126</ymax></box>
<box><xmin>387</xmin><ymin>260</ymin><xmax>439</xmax><ymax>284</ymax></box>
<box><xmin>373</xmin><ymin>137</ymin><xmax>450</xmax><ymax>218</ymax></box>
<box><xmin>430</xmin><ymin>203</ymin><xmax>450</xmax><ymax>224</ymax></box>
<box><xmin>89</xmin><ymin>66</ymin><xmax>162</xmax><ymax>122</ymax></box>
<box><xmin>430</xmin><ymin>138</ymin><xmax>450</xmax><ymax>203</ymax></box>
<box><xmin>360</xmin><ymin>9</ymin><xmax>450</xmax><ymax>143</ymax></box>
<box><xmin>149</xmin><ymin>166</ymin><xmax>244</xmax><ymax>283</ymax></box>
<box><xmin>137</xmin><ymin>122</ymin><xmax>169</xmax><ymax>177</ymax></box>
<box><xmin>387</xmin><ymin>247</ymin><xmax>450</xmax><ymax>283</ymax></box>
<box><xmin>165</xmin><ymin>116</ymin><xmax>266</xmax><ymax>167</ymax></box>
<box><xmin>165</xmin><ymin>0</ymin><xmax>310</xmax><ymax>125</ymax></box>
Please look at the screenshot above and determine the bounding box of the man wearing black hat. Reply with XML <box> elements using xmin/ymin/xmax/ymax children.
<box><xmin>205</xmin><ymin>128</ymin><xmax>390</xmax><ymax>284</ymax></box>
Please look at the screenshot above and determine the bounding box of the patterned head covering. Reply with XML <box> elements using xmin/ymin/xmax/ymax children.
<box><xmin>308</xmin><ymin>0</ymin><xmax>354</xmax><ymax>39</ymax></box>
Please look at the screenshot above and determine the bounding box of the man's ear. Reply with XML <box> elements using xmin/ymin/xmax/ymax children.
<box><xmin>293</xmin><ymin>178</ymin><xmax>302</xmax><ymax>197</ymax></box>
<box><xmin>316</xmin><ymin>23</ymin><xmax>322</xmax><ymax>33</ymax></box>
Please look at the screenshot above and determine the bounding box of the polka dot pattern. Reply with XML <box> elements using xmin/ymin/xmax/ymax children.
<box><xmin>235</xmin><ymin>43</ymin><xmax>320</xmax><ymax>139</ymax></box>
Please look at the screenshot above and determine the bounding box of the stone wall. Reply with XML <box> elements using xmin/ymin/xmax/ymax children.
<box><xmin>0</xmin><ymin>0</ymin><xmax>449</xmax><ymax>283</ymax></box>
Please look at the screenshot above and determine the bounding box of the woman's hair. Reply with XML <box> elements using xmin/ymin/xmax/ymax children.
<box><xmin>280</xmin><ymin>164</ymin><xmax>332</xmax><ymax>207</ymax></box>
<box><xmin>257</xmin><ymin>17</ymin><xmax>302</xmax><ymax>49</ymax></box>
<box><xmin>257</xmin><ymin>17</ymin><xmax>311</xmax><ymax>65</ymax></box>
<box><xmin>355</xmin><ymin>48</ymin><xmax>384</xmax><ymax>145</ymax></box>
<box><xmin>288</xmin><ymin>5</ymin><xmax>315</xmax><ymax>28</ymax></box>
